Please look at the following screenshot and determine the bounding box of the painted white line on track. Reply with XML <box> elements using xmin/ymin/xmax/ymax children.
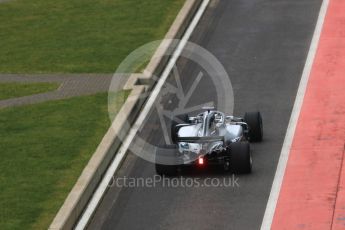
<box><xmin>260</xmin><ymin>0</ymin><xmax>330</xmax><ymax>229</ymax></box>
<box><xmin>75</xmin><ymin>1</ymin><xmax>210</xmax><ymax>229</ymax></box>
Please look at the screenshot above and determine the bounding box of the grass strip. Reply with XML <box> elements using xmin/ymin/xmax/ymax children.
<box><xmin>0</xmin><ymin>91</ymin><xmax>129</xmax><ymax>229</ymax></box>
<box><xmin>0</xmin><ymin>82</ymin><xmax>59</xmax><ymax>100</ymax></box>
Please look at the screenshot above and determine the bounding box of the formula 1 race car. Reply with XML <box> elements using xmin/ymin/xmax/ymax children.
<box><xmin>155</xmin><ymin>107</ymin><xmax>263</xmax><ymax>176</ymax></box>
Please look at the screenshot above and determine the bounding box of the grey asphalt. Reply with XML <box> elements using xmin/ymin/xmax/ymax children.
<box><xmin>0</xmin><ymin>74</ymin><xmax>129</xmax><ymax>108</ymax></box>
<box><xmin>87</xmin><ymin>0</ymin><xmax>323</xmax><ymax>229</ymax></box>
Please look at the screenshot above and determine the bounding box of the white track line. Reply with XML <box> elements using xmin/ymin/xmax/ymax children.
<box><xmin>260</xmin><ymin>0</ymin><xmax>330</xmax><ymax>229</ymax></box>
<box><xmin>75</xmin><ymin>1</ymin><xmax>210</xmax><ymax>229</ymax></box>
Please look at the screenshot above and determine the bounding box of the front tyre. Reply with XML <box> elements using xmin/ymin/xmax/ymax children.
<box><xmin>171</xmin><ymin>114</ymin><xmax>190</xmax><ymax>144</ymax></box>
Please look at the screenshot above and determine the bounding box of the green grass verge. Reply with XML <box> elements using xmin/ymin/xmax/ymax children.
<box><xmin>0</xmin><ymin>0</ymin><xmax>185</xmax><ymax>73</ymax></box>
<box><xmin>0</xmin><ymin>82</ymin><xmax>59</xmax><ymax>100</ymax></box>
<box><xmin>0</xmin><ymin>91</ymin><xmax>129</xmax><ymax>230</ymax></box>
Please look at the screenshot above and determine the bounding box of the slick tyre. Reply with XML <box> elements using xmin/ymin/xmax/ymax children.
<box><xmin>244</xmin><ymin>111</ymin><xmax>263</xmax><ymax>142</ymax></box>
<box><xmin>155</xmin><ymin>145</ymin><xmax>179</xmax><ymax>176</ymax></box>
<box><xmin>230</xmin><ymin>142</ymin><xmax>252</xmax><ymax>174</ymax></box>
<box><xmin>171</xmin><ymin>114</ymin><xmax>190</xmax><ymax>144</ymax></box>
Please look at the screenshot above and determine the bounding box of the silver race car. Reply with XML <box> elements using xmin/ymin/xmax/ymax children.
<box><xmin>155</xmin><ymin>107</ymin><xmax>263</xmax><ymax>176</ymax></box>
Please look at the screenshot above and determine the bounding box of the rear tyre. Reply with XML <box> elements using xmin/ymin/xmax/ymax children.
<box><xmin>230</xmin><ymin>142</ymin><xmax>252</xmax><ymax>174</ymax></box>
<box><xmin>244</xmin><ymin>111</ymin><xmax>263</xmax><ymax>142</ymax></box>
<box><xmin>155</xmin><ymin>145</ymin><xmax>179</xmax><ymax>176</ymax></box>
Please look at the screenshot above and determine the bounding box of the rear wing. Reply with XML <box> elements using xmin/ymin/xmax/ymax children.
<box><xmin>177</xmin><ymin>136</ymin><xmax>224</xmax><ymax>143</ymax></box>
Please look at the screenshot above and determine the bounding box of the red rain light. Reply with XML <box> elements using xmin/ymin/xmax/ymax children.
<box><xmin>198</xmin><ymin>157</ymin><xmax>204</xmax><ymax>165</ymax></box>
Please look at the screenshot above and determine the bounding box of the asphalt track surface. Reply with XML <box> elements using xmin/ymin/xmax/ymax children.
<box><xmin>88</xmin><ymin>0</ymin><xmax>323</xmax><ymax>229</ymax></box>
